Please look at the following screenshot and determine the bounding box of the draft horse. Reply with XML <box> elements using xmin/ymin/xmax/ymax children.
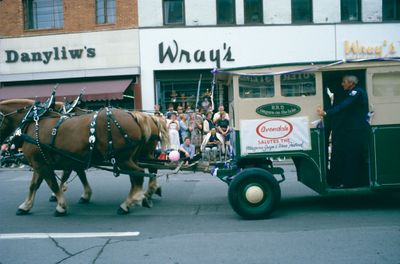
<box><xmin>47</xmin><ymin>103</ymin><xmax>169</xmax><ymax>205</ymax></box>
<box><xmin>0</xmin><ymin>99</ymin><xmax>166</xmax><ymax>216</ymax></box>
<box><xmin>51</xmin><ymin>111</ymin><xmax>170</xmax><ymax>207</ymax></box>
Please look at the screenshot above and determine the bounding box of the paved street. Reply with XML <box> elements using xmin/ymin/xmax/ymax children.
<box><xmin>0</xmin><ymin>163</ymin><xmax>399</xmax><ymax>264</ymax></box>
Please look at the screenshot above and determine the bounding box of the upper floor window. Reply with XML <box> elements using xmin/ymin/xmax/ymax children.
<box><xmin>244</xmin><ymin>0</ymin><xmax>263</xmax><ymax>24</ymax></box>
<box><xmin>217</xmin><ymin>0</ymin><xmax>236</xmax><ymax>25</ymax></box>
<box><xmin>292</xmin><ymin>0</ymin><xmax>313</xmax><ymax>23</ymax></box>
<box><xmin>163</xmin><ymin>0</ymin><xmax>185</xmax><ymax>25</ymax></box>
<box><xmin>382</xmin><ymin>0</ymin><xmax>400</xmax><ymax>21</ymax></box>
<box><xmin>96</xmin><ymin>0</ymin><xmax>116</xmax><ymax>24</ymax></box>
<box><xmin>23</xmin><ymin>0</ymin><xmax>64</xmax><ymax>30</ymax></box>
<box><xmin>341</xmin><ymin>0</ymin><xmax>361</xmax><ymax>22</ymax></box>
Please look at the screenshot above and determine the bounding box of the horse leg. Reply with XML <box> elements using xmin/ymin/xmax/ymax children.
<box><xmin>41</xmin><ymin>170</ymin><xmax>68</xmax><ymax>216</ymax></box>
<box><xmin>16</xmin><ymin>172</ymin><xmax>43</xmax><ymax>215</ymax></box>
<box><xmin>118</xmin><ymin>174</ymin><xmax>146</xmax><ymax>215</ymax></box>
<box><xmin>49</xmin><ymin>170</ymin><xmax>71</xmax><ymax>202</ymax></box>
<box><xmin>144</xmin><ymin>169</ymin><xmax>162</xmax><ymax>200</ymax></box>
<box><xmin>48</xmin><ymin>169</ymin><xmax>92</xmax><ymax>204</ymax></box>
<box><xmin>76</xmin><ymin>169</ymin><xmax>92</xmax><ymax>204</ymax></box>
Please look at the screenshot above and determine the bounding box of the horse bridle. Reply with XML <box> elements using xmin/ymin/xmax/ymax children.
<box><xmin>0</xmin><ymin>105</ymin><xmax>32</xmax><ymax>132</ymax></box>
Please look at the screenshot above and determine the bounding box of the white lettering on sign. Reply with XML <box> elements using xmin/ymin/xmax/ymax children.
<box><xmin>240</xmin><ymin>117</ymin><xmax>311</xmax><ymax>155</ymax></box>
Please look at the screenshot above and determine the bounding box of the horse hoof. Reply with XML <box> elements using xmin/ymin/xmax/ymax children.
<box><xmin>78</xmin><ymin>197</ymin><xmax>90</xmax><ymax>204</ymax></box>
<box><xmin>155</xmin><ymin>187</ymin><xmax>162</xmax><ymax>197</ymax></box>
<box><xmin>16</xmin><ymin>208</ymin><xmax>30</xmax><ymax>215</ymax></box>
<box><xmin>142</xmin><ymin>197</ymin><xmax>153</xmax><ymax>208</ymax></box>
<box><xmin>117</xmin><ymin>206</ymin><xmax>129</xmax><ymax>215</ymax></box>
<box><xmin>49</xmin><ymin>196</ymin><xmax>57</xmax><ymax>202</ymax></box>
<box><xmin>54</xmin><ymin>210</ymin><xmax>67</xmax><ymax>217</ymax></box>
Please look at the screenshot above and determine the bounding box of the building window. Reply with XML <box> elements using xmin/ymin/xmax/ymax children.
<box><xmin>281</xmin><ymin>73</ymin><xmax>316</xmax><ymax>97</ymax></box>
<box><xmin>96</xmin><ymin>0</ymin><xmax>116</xmax><ymax>24</ymax></box>
<box><xmin>292</xmin><ymin>0</ymin><xmax>313</xmax><ymax>23</ymax></box>
<box><xmin>23</xmin><ymin>0</ymin><xmax>64</xmax><ymax>30</ymax></box>
<box><xmin>239</xmin><ymin>76</ymin><xmax>274</xmax><ymax>98</ymax></box>
<box><xmin>383</xmin><ymin>0</ymin><xmax>400</xmax><ymax>21</ymax></box>
<box><xmin>341</xmin><ymin>0</ymin><xmax>361</xmax><ymax>22</ymax></box>
<box><xmin>163</xmin><ymin>0</ymin><xmax>185</xmax><ymax>25</ymax></box>
<box><xmin>244</xmin><ymin>0</ymin><xmax>263</xmax><ymax>24</ymax></box>
<box><xmin>217</xmin><ymin>0</ymin><xmax>236</xmax><ymax>24</ymax></box>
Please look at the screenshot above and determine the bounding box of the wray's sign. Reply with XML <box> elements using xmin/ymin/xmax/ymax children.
<box><xmin>158</xmin><ymin>40</ymin><xmax>235</xmax><ymax>68</ymax></box>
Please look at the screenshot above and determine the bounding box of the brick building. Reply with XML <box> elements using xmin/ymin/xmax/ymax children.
<box><xmin>0</xmin><ymin>0</ymin><xmax>141</xmax><ymax>109</ymax></box>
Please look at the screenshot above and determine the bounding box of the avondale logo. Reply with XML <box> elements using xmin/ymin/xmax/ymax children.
<box><xmin>256</xmin><ymin>119</ymin><xmax>293</xmax><ymax>139</ymax></box>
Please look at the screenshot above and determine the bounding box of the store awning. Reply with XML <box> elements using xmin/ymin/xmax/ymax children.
<box><xmin>0</xmin><ymin>79</ymin><xmax>133</xmax><ymax>102</ymax></box>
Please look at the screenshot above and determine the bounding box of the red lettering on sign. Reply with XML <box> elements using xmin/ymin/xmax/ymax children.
<box><xmin>256</xmin><ymin>119</ymin><xmax>293</xmax><ymax>139</ymax></box>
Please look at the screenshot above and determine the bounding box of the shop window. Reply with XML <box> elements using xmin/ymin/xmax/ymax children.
<box><xmin>281</xmin><ymin>73</ymin><xmax>316</xmax><ymax>97</ymax></box>
<box><xmin>239</xmin><ymin>76</ymin><xmax>274</xmax><ymax>98</ymax></box>
<box><xmin>244</xmin><ymin>0</ymin><xmax>263</xmax><ymax>24</ymax></box>
<box><xmin>23</xmin><ymin>0</ymin><xmax>64</xmax><ymax>30</ymax></box>
<box><xmin>382</xmin><ymin>0</ymin><xmax>400</xmax><ymax>21</ymax></box>
<box><xmin>157</xmin><ymin>79</ymin><xmax>219</xmax><ymax>113</ymax></box>
<box><xmin>341</xmin><ymin>0</ymin><xmax>361</xmax><ymax>22</ymax></box>
<box><xmin>217</xmin><ymin>0</ymin><xmax>236</xmax><ymax>24</ymax></box>
<box><xmin>163</xmin><ymin>0</ymin><xmax>185</xmax><ymax>25</ymax></box>
<box><xmin>96</xmin><ymin>0</ymin><xmax>116</xmax><ymax>24</ymax></box>
<box><xmin>292</xmin><ymin>0</ymin><xmax>313</xmax><ymax>23</ymax></box>
<box><xmin>372</xmin><ymin>72</ymin><xmax>400</xmax><ymax>97</ymax></box>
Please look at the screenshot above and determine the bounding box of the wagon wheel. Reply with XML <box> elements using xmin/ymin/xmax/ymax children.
<box><xmin>228</xmin><ymin>168</ymin><xmax>281</xmax><ymax>220</ymax></box>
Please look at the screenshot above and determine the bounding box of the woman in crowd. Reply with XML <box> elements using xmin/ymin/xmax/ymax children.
<box><xmin>167</xmin><ymin>112</ymin><xmax>180</xmax><ymax>150</ymax></box>
<box><xmin>188</xmin><ymin>111</ymin><xmax>203</xmax><ymax>153</ymax></box>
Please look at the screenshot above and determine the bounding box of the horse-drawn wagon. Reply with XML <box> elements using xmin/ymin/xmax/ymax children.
<box><xmin>2</xmin><ymin>57</ymin><xmax>400</xmax><ymax>219</ymax></box>
<box><xmin>211</xmin><ymin>57</ymin><xmax>400</xmax><ymax>219</ymax></box>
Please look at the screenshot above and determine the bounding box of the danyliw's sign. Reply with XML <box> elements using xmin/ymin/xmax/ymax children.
<box><xmin>4</xmin><ymin>46</ymin><xmax>96</xmax><ymax>65</ymax></box>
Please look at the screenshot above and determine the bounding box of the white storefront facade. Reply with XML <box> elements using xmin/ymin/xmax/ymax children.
<box><xmin>139</xmin><ymin>23</ymin><xmax>400</xmax><ymax>112</ymax></box>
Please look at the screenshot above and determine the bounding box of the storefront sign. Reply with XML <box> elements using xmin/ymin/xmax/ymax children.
<box><xmin>158</xmin><ymin>40</ymin><xmax>235</xmax><ymax>68</ymax></box>
<box><xmin>256</xmin><ymin>103</ymin><xmax>301</xmax><ymax>117</ymax></box>
<box><xmin>4</xmin><ymin>46</ymin><xmax>96</xmax><ymax>64</ymax></box>
<box><xmin>240</xmin><ymin>117</ymin><xmax>311</xmax><ymax>155</ymax></box>
<box><xmin>344</xmin><ymin>40</ymin><xmax>398</xmax><ymax>59</ymax></box>
<box><xmin>0</xmin><ymin>29</ymin><xmax>140</xmax><ymax>79</ymax></box>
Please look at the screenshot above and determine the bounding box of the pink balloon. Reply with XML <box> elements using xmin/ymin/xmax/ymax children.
<box><xmin>168</xmin><ymin>150</ymin><xmax>180</xmax><ymax>162</ymax></box>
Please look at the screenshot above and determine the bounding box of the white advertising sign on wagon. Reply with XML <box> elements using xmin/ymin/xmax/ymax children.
<box><xmin>240</xmin><ymin>117</ymin><xmax>311</xmax><ymax>156</ymax></box>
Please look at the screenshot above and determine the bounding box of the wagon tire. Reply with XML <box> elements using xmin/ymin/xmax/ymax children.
<box><xmin>228</xmin><ymin>168</ymin><xmax>281</xmax><ymax>220</ymax></box>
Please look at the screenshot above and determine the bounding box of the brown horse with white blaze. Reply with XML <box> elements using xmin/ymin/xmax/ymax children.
<box><xmin>0</xmin><ymin>99</ymin><xmax>157</xmax><ymax>216</ymax></box>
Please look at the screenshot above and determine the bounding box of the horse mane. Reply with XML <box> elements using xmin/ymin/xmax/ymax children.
<box><xmin>130</xmin><ymin>111</ymin><xmax>152</xmax><ymax>142</ymax></box>
<box><xmin>150</xmin><ymin>115</ymin><xmax>170</xmax><ymax>149</ymax></box>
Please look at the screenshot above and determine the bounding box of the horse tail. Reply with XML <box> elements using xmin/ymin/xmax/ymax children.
<box><xmin>150</xmin><ymin>115</ymin><xmax>170</xmax><ymax>150</ymax></box>
<box><xmin>130</xmin><ymin>111</ymin><xmax>152</xmax><ymax>142</ymax></box>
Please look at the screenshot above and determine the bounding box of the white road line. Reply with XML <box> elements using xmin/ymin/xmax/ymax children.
<box><xmin>0</xmin><ymin>232</ymin><xmax>140</xmax><ymax>240</ymax></box>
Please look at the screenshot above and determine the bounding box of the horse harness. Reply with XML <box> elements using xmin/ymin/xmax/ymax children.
<box><xmin>16</xmin><ymin>107</ymin><xmax>145</xmax><ymax>177</ymax></box>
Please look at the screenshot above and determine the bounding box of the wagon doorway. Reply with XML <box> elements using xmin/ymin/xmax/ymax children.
<box><xmin>321</xmin><ymin>70</ymin><xmax>370</xmax><ymax>188</ymax></box>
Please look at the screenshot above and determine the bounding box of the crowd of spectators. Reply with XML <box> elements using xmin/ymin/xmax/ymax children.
<box><xmin>154</xmin><ymin>103</ymin><xmax>232</xmax><ymax>162</ymax></box>
<box><xmin>0</xmin><ymin>144</ymin><xmax>25</xmax><ymax>168</ymax></box>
